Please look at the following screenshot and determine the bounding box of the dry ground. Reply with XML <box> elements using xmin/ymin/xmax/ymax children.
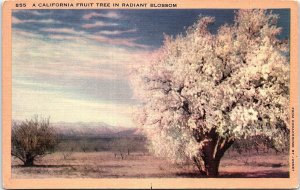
<box><xmin>11</xmin><ymin>151</ymin><xmax>289</xmax><ymax>178</ymax></box>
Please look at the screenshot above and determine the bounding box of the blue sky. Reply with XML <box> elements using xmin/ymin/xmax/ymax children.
<box><xmin>12</xmin><ymin>9</ymin><xmax>290</xmax><ymax>127</ymax></box>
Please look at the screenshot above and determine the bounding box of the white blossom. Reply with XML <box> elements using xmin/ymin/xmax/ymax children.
<box><xmin>131</xmin><ymin>10</ymin><xmax>289</xmax><ymax>163</ymax></box>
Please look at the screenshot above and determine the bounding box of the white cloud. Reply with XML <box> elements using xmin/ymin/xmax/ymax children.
<box><xmin>13</xmin><ymin>30</ymin><xmax>43</xmax><ymax>38</ymax></box>
<box><xmin>37</xmin><ymin>26</ymin><xmax>149</xmax><ymax>48</ymax></box>
<box><xmin>40</xmin><ymin>27</ymin><xmax>86</xmax><ymax>35</ymax></box>
<box><xmin>14</xmin><ymin>10</ymin><xmax>50</xmax><ymax>16</ymax></box>
<box><xmin>96</xmin><ymin>29</ymin><xmax>137</xmax><ymax>35</ymax></box>
<box><xmin>12</xmin><ymin>16</ymin><xmax>59</xmax><ymax>24</ymax></box>
<box><xmin>87</xmin><ymin>35</ymin><xmax>149</xmax><ymax>48</ymax></box>
<box><xmin>30</xmin><ymin>10</ymin><xmax>50</xmax><ymax>16</ymax></box>
<box><xmin>13</xmin><ymin>31</ymin><xmax>147</xmax><ymax>81</ymax></box>
<box><xmin>82</xmin><ymin>21</ymin><xmax>118</xmax><ymax>28</ymax></box>
<box><xmin>12</xmin><ymin>87</ymin><xmax>137</xmax><ymax>127</ymax></box>
<box><xmin>12</xmin><ymin>30</ymin><xmax>150</xmax><ymax>124</ymax></box>
<box><xmin>83</xmin><ymin>11</ymin><xmax>122</xmax><ymax>20</ymax></box>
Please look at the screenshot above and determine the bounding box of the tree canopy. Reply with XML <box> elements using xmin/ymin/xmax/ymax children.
<box><xmin>11</xmin><ymin>116</ymin><xmax>57</xmax><ymax>166</ymax></box>
<box><xmin>131</xmin><ymin>10</ymin><xmax>289</xmax><ymax>176</ymax></box>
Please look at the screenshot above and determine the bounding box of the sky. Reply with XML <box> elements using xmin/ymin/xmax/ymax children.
<box><xmin>12</xmin><ymin>9</ymin><xmax>290</xmax><ymax>127</ymax></box>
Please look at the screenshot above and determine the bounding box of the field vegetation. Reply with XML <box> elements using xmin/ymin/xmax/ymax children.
<box><xmin>12</xmin><ymin>133</ymin><xmax>289</xmax><ymax>178</ymax></box>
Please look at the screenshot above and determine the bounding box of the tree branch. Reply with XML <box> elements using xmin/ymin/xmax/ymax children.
<box><xmin>216</xmin><ymin>137</ymin><xmax>235</xmax><ymax>159</ymax></box>
<box><xmin>11</xmin><ymin>152</ymin><xmax>25</xmax><ymax>163</ymax></box>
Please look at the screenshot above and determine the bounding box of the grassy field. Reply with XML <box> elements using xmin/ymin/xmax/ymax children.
<box><xmin>12</xmin><ymin>150</ymin><xmax>289</xmax><ymax>178</ymax></box>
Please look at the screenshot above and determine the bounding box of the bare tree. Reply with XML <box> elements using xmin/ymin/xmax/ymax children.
<box><xmin>80</xmin><ymin>140</ymin><xmax>88</xmax><ymax>152</ymax></box>
<box><xmin>62</xmin><ymin>151</ymin><xmax>73</xmax><ymax>160</ymax></box>
<box><xmin>11</xmin><ymin>116</ymin><xmax>57</xmax><ymax>166</ymax></box>
<box><xmin>62</xmin><ymin>145</ymin><xmax>75</xmax><ymax>160</ymax></box>
<box><xmin>111</xmin><ymin>138</ymin><xmax>129</xmax><ymax>159</ymax></box>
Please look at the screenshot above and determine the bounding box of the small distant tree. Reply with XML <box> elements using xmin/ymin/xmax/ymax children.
<box><xmin>11</xmin><ymin>116</ymin><xmax>57</xmax><ymax>166</ymax></box>
<box><xmin>62</xmin><ymin>151</ymin><xmax>73</xmax><ymax>160</ymax></box>
<box><xmin>111</xmin><ymin>138</ymin><xmax>125</xmax><ymax>159</ymax></box>
<box><xmin>131</xmin><ymin>10</ymin><xmax>289</xmax><ymax>177</ymax></box>
<box><xmin>80</xmin><ymin>140</ymin><xmax>89</xmax><ymax>152</ymax></box>
<box><xmin>111</xmin><ymin>138</ymin><xmax>132</xmax><ymax>159</ymax></box>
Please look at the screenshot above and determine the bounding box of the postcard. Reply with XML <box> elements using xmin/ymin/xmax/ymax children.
<box><xmin>2</xmin><ymin>0</ymin><xmax>299</xmax><ymax>189</ymax></box>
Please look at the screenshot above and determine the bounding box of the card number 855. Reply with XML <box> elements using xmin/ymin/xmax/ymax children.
<box><xmin>16</xmin><ymin>3</ymin><xmax>26</xmax><ymax>7</ymax></box>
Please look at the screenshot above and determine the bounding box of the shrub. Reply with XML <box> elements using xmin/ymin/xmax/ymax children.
<box><xmin>11</xmin><ymin>116</ymin><xmax>58</xmax><ymax>166</ymax></box>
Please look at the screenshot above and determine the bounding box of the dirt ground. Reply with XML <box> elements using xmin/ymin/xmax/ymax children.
<box><xmin>11</xmin><ymin>151</ymin><xmax>289</xmax><ymax>178</ymax></box>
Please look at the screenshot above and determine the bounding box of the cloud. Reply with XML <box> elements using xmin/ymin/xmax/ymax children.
<box><xmin>40</xmin><ymin>28</ymin><xmax>85</xmax><ymax>35</ymax></box>
<box><xmin>46</xmin><ymin>34</ymin><xmax>82</xmax><ymax>41</ymax></box>
<box><xmin>96</xmin><ymin>29</ymin><xmax>137</xmax><ymax>35</ymax></box>
<box><xmin>87</xmin><ymin>35</ymin><xmax>149</xmax><ymax>48</ymax></box>
<box><xmin>11</xmin><ymin>10</ymin><xmax>156</xmax><ymax>124</ymax></box>
<box><xmin>14</xmin><ymin>10</ymin><xmax>50</xmax><ymax>16</ymax></box>
<box><xmin>37</xmin><ymin>26</ymin><xmax>148</xmax><ymax>49</ymax></box>
<box><xmin>43</xmin><ymin>30</ymin><xmax>148</xmax><ymax>49</ymax></box>
<box><xmin>30</xmin><ymin>10</ymin><xmax>51</xmax><ymax>16</ymax></box>
<box><xmin>83</xmin><ymin>11</ymin><xmax>122</xmax><ymax>20</ymax></box>
<box><xmin>13</xmin><ymin>29</ymin><xmax>43</xmax><ymax>38</ymax></box>
<box><xmin>13</xmin><ymin>11</ymin><xmax>148</xmax><ymax>49</ymax></box>
<box><xmin>13</xmin><ymin>29</ymin><xmax>149</xmax><ymax>82</ymax></box>
<box><xmin>12</xmin><ymin>16</ymin><xmax>59</xmax><ymax>24</ymax></box>
<box><xmin>12</xmin><ymin>29</ymin><xmax>151</xmax><ymax>124</ymax></box>
<box><xmin>82</xmin><ymin>21</ymin><xmax>118</xmax><ymax>28</ymax></box>
<box><xmin>14</xmin><ymin>25</ymin><xmax>149</xmax><ymax>49</ymax></box>
<box><xmin>13</xmin><ymin>86</ymin><xmax>137</xmax><ymax>126</ymax></box>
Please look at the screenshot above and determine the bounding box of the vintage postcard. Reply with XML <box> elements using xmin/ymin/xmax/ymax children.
<box><xmin>2</xmin><ymin>0</ymin><xmax>299</xmax><ymax>189</ymax></box>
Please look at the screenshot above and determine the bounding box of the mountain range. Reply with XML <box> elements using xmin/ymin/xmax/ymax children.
<box><xmin>52</xmin><ymin>122</ymin><xmax>144</xmax><ymax>138</ymax></box>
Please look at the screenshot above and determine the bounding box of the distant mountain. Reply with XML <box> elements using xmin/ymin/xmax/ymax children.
<box><xmin>114</xmin><ymin>127</ymin><xmax>144</xmax><ymax>137</ymax></box>
<box><xmin>52</xmin><ymin>122</ymin><xmax>144</xmax><ymax>138</ymax></box>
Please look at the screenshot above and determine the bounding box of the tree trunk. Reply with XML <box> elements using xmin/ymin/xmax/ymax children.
<box><xmin>193</xmin><ymin>133</ymin><xmax>234</xmax><ymax>177</ymax></box>
<box><xmin>202</xmin><ymin>157</ymin><xmax>221</xmax><ymax>177</ymax></box>
<box><xmin>24</xmin><ymin>155</ymin><xmax>34</xmax><ymax>166</ymax></box>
